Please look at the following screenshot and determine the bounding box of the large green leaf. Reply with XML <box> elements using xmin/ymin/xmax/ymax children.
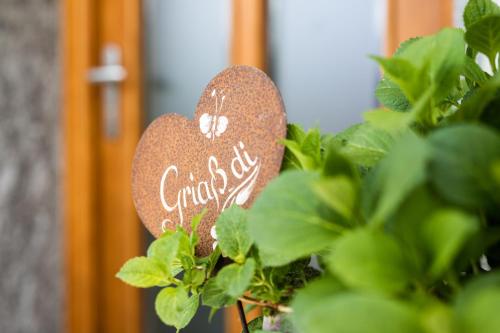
<box><xmin>116</xmin><ymin>256</ymin><xmax>170</xmax><ymax>288</ymax></box>
<box><xmin>248</xmin><ymin>171</ymin><xmax>343</xmax><ymax>266</ymax></box>
<box><xmin>216</xmin><ymin>205</ymin><xmax>252</xmax><ymax>264</ymax></box>
<box><xmin>313</xmin><ymin>176</ymin><xmax>357</xmax><ymax>221</ymax></box>
<box><xmin>292</xmin><ymin>290</ymin><xmax>424</xmax><ymax>333</ymax></box>
<box><xmin>428</xmin><ymin>124</ymin><xmax>500</xmax><ymax>209</ymax></box>
<box><xmin>333</xmin><ymin>123</ymin><xmax>397</xmax><ymax>167</ymax></box>
<box><xmin>420</xmin><ymin>303</ymin><xmax>454</xmax><ymax>333</ymax></box>
<box><xmin>365</xmin><ymin>133</ymin><xmax>430</xmax><ymax>225</ymax></box>
<box><xmin>463</xmin><ymin>0</ymin><xmax>500</xmax><ymax>28</ymax></box>
<box><xmin>327</xmin><ymin>229</ymin><xmax>412</xmax><ymax>294</ymax></box>
<box><xmin>465</xmin><ymin>15</ymin><xmax>500</xmax><ymax>63</ymax></box>
<box><xmin>291</xmin><ymin>277</ymin><xmax>344</xmax><ymax>332</ymax></box>
<box><xmin>388</xmin><ymin>186</ymin><xmax>447</xmax><ymax>275</ymax></box>
<box><xmin>395</xmin><ymin>29</ymin><xmax>465</xmax><ymax>102</ymax></box>
<box><xmin>216</xmin><ymin>258</ymin><xmax>255</xmax><ymax>298</ymax></box>
<box><xmin>155</xmin><ymin>287</ymin><xmax>199</xmax><ymax>330</ymax></box>
<box><xmin>421</xmin><ymin>209</ymin><xmax>479</xmax><ymax>278</ymax></box>
<box><xmin>454</xmin><ymin>272</ymin><xmax>500</xmax><ymax>333</ymax></box>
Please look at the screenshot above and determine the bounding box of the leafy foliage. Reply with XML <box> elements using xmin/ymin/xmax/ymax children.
<box><xmin>117</xmin><ymin>2</ymin><xmax>500</xmax><ymax>331</ymax></box>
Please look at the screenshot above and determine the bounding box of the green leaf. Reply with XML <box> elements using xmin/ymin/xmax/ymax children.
<box><xmin>281</xmin><ymin>139</ymin><xmax>317</xmax><ymax>170</ymax></box>
<box><xmin>421</xmin><ymin>209</ymin><xmax>479</xmax><ymax>278</ymax></box>
<box><xmin>454</xmin><ymin>272</ymin><xmax>500</xmax><ymax>333</ymax></box>
<box><xmin>463</xmin><ymin>56</ymin><xmax>488</xmax><ymax>85</ymax></box>
<box><xmin>394</xmin><ymin>37</ymin><xmax>423</xmax><ymax>56</ymax></box>
<box><xmin>201</xmin><ymin>278</ymin><xmax>236</xmax><ymax>308</ymax></box>
<box><xmin>333</xmin><ymin>123</ymin><xmax>397</xmax><ymax>167</ymax></box>
<box><xmin>183</xmin><ymin>266</ymin><xmax>206</xmax><ymax>288</ymax></box>
<box><xmin>255</xmin><ymin>247</ymin><xmax>304</xmax><ymax>268</ymax></box>
<box><xmin>155</xmin><ymin>287</ymin><xmax>199</xmax><ymax>330</ymax></box>
<box><xmin>291</xmin><ymin>277</ymin><xmax>344</xmax><ymax>332</ymax></box>
<box><xmin>465</xmin><ymin>15</ymin><xmax>500</xmax><ymax>63</ymax></box>
<box><xmin>388</xmin><ymin>185</ymin><xmax>446</xmax><ymax>275</ymax></box>
<box><xmin>372</xmin><ymin>29</ymin><xmax>460</xmax><ymax>128</ymax></box>
<box><xmin>391</xmin><ymin>28</ymin><xmax>465</xmax><ymax>104</ymax></box>
<box><xmin>454</xmin><ymin>72</ymin><xmax>500</xmax><ymax>121</ymax></box>
<box><xmin>204</xmin><ymin>245</ymin><xmax>221</xmax><ymax>278</ymax></box>
<box><xmin>463</xmin><ymin>0</ymin><xmax>500</xmax><ymax>29</ymax></box>
<box><xmin>322</xmin><ymin>143</ymin><xmax>358</xmax><ymax>178</ymax></box>
<box><xmin>191</xmin><ymin>208</ymin><xmax>206</xmax><ymax>234</ymax></box>
<box><xmin>375</xmin><ymin>78</ymin><xmax>410</xmax><ymax>111</ymax></box>
<box><xmin>287</xmin><ymin>123</ymin><xmax>307</xmax><ymax>144</ymax></box>
<box><xmin>301</xmin><ymin>128</ymin><xmax>322</xmax><ymax>165</ymax></box>
<box><xmin>366</xmin><ymin>133</ymin><xmax>430</xmax><ymax>225</ymax></box>
<box><xmin>248</xmin><ymin>171</ymin><xmax>343</xmax><ymax>266</ymax></box>
<box><xmin>292</xmin><ymin>291</ymin><xmax>424</xmax><ymax>333</ymax></box>
<box><xmin>313</xmin><ymin>176</ymin><xmax>356</xmax><ymax>221</ymax></box>
<box><xmin>327</xmin><ymin>229</ymin><xmax>412</xmax><ymax>294</ymax></box>
<box><xmin>281</xmin><ymin>125</ymin><xmax>323</xmax><ymax>171</ymax></box>
<box><xmin>426</xmin><ymin>28</ymin><xmax>466</xmax><ymax>102</ymax></box>
<box><xmin>116</xmin><ymin>256</ymin><xmax>170</xmax><ymax>288</ymax></box>
<box><xmin>428</xmin><ymin>124</ymin><xmax>500</xmax><ymax>210</ymax></box>
<box><xmin>421</xmin><ymin>303</ymin><xmax>454</xmax><ymax>333</ymax></box>
<box><xmin>371</xmin><ymin>56</ymin><xmax>423</xmax><ymax>102</ymax></box>
<box><xmin>480</xmin><ymin>89</ymin><xmax>500</xmax><ymax>129</ymax></box>
<box><xmin>246</xmin><ymin>317</ymin><xmax>264</xmax><ymax>333</ymax></box>
<box><xmin>216</xmin><ymin>258</ymin><xmax>256</xmax><ymax>298</ymax></box>
<box><xmin>281</xmin><ymin>124</ymin><xmax>308</xmax><ymax>171</ymax></box>
<box><xmin>175</xmin><ymin>228</ymin><xmax>196</xmax><ymax>270</ymax></box>
<box><xmin>216</xmin><ymin>205</ymin><xmax>252</xmax><ymax>263</ymax></box>
<box><xmin>190</xmin><ymin>208</ymin><xmax>207</xmax><ymax>247</ymax></box>
<box><xmin>147</xmin><ymin>233</ymin><xmax>182</xmax><ymax>276</ymax></box>
<box><xmin>364</xmin><ymin>108</ymin><xmax>413</xmax><ymax>133</ymax></box>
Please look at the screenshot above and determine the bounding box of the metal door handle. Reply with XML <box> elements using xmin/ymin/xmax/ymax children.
<box><xmin>88</xmin><ymin>44</ymin><xmax>127</xmax><ymax>138</ymax></box>
<box><xmin>88</xmin><ymin>65</ymin><xmax>126</xmax><ymax>84</ymax></box>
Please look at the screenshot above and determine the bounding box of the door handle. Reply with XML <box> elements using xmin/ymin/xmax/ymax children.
<box><xmin>88</xmin><ymin>44</ymin><xmax>127</xmax><ymax>138</ymax></box>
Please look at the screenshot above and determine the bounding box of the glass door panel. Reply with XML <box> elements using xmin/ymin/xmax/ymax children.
<box><xmin>268</xmin><ymin>0</ymin><xmax>386</xmax><ymax>133</ymax></box>
<box><xmin>144</xmin><ymin>0</ymin><xmax>230</xmax><ymax>122</ymax></box>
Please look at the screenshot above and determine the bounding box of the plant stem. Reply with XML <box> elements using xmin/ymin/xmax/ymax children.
<box><xmin>237</xmin><ymin>300</ymin><xmax>250</xmax><ymax>333</ymax></box>
<box><xmin>471</xmin><ymin>259</ymin><xmax>479</xmax><ymax>275</ymax></box>
<box><xmin>489</xmin><ymin>55</ymin><xmax>498</xmax><ymax>73</ymax></box>
<box><xmin>238</xmin><ymin>296</ymin><xmax>293</xmax><ymax>314</ymax></box>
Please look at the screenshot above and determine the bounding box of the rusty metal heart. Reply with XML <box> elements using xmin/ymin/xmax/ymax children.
<box><xmin>131</xmin><ymin>66</ymin><xmax>287</xmax><ymax>255</ymax></box>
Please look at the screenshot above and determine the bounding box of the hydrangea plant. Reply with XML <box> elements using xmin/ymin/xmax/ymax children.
<box><xmin>117</xmin><ymin>1</ymin><xmax>500</xmax><ymax>331</ymax></box>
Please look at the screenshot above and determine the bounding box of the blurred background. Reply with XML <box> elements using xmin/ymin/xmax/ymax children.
<box><xmin>0</xmin><ymin>0</ymin><xmax>481</xmax><ymax>332</ymax></box>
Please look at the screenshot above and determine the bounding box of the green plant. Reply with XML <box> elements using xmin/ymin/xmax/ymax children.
<box><xmin>117</xmin><ymin>1</ymin><xmax>500</xmax><ymax>332</ymax></box>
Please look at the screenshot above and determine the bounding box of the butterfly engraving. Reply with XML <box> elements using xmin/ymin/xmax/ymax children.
<box><xmin>199</xmin><ymin>89</ymin><xmax>228</xmax><ymax>140</ymax></box>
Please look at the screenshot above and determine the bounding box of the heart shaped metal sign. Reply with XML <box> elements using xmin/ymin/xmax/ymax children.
<box><xmin>132</xmin><ymin>66</ymin><xmax>287</xmax><ymax>255</ymax></box>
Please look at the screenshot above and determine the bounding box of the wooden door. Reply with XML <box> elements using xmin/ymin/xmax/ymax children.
<box><xmin>63</xmin><ymin>0</ymin><xmax>143</xmax><ymax>333</ymax></box>
<box><xmin>386</xmin><ymin>0</ymin><xmax>453</xmax><ymax>55</ymax></box>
